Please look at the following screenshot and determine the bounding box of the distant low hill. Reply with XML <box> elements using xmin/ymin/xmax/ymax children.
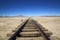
<box><xmin>16</xmin><ymin>15</ymin><xmax>26</xmax><ymax>17</ymax></box>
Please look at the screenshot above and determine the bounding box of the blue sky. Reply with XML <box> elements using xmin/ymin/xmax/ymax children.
<box><xmin>0</xmin><ymin>0</ymin><xmax>60</xmax><ymax>16</ymax></box>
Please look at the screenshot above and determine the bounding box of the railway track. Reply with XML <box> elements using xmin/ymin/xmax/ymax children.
<box><xmin>7</xmin><ymin>18</ymin><xmax>52</xmax><ymax>40</ymax></box>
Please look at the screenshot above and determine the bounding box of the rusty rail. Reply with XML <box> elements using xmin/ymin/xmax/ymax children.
<box><xmin>8</xmin><ymin>19</ymin><xmax>29</xmax><ymax>40</ymax></box>
<box><xmin>32</xmin><ymin>19</ymin><xmax>50</xmax><ymax>40</ymax></box>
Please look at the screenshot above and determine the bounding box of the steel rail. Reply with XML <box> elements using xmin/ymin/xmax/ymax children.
<box><xmin>32</xmin><ymin>19</ymin><xmax>50</xmax><ymax>40</ymax></box>
<box><xmin>8</xmin><ymin>19</ymin><xmax>29</xmax><ymax>40</ymax></box>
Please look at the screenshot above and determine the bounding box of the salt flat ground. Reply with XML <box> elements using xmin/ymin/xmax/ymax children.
<box><xmin>33</xmin><ymin>17</ymin><xmax>60</xmax><ymax>39</ymax></box>
<box><xmin>0</xmin><ymin>17</ymin><xmax>60</xmax><ymax>40</ymax></box>
<box><xmin>0</xmin><ymin>17</ymin><xmax>27</xmax><ymax>40</ymax></box>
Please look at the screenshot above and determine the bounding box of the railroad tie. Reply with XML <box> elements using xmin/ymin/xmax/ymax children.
<box><xmin>7</xmin><ymin>18</ymin><xmax>52</xmax><ymax>40</ymax></box>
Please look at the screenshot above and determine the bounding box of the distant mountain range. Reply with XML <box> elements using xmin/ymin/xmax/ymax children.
<box><xmin>39</xmin><ymin>16</ymin><xmax>60</xmax><ymax>17</ymax></box>
<box><xmin>0</xmin><ymin>15</ymin><xmax>26</xmax><ymax>17</ymax></box>
<box><xmin>0</xmin><ymin>15</ymin><xmax>60</xmax><ymax>17</ymax></box>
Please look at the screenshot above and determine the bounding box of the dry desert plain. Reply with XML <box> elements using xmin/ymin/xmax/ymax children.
<box><xmin>33</xmin><ymin>17</ymin><xmax>60</xmax><ymax>39</ymax></box>
<box><xmin>0</xmin><ymin>17</ymin><xmax>60</xmax><ymax>40</ymax></box>
<box><xmin>0</xmin><ymin>17</ymin><xmax>28</xmax><ymax>40</ymax></box>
